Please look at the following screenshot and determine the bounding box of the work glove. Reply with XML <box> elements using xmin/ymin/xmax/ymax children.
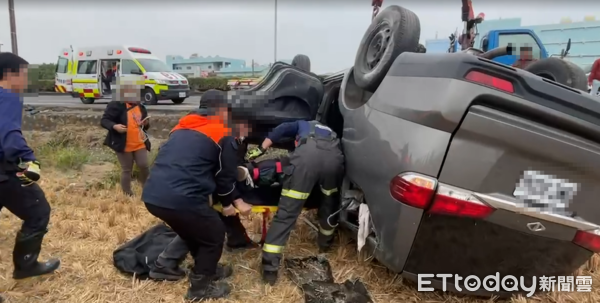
<box><xmin>16</xmin><ymin>160</ymin><xmax>41</xmax><ymax>186</ymax></box>
<box><xmin>245</xmin><ymin>146</ymin><xmax>265</xmax><ymax>161</ymax></box>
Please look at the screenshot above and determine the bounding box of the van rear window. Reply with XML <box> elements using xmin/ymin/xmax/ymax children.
<box><xmin>77</xmin><ymin>60</ymin><xmax>97</xmax><ymax>74</ymax></box>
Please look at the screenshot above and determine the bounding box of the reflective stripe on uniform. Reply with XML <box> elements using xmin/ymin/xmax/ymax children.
<box><xmin>263</xmin><ymin>243</ymin><xmax>284</xmax><ymax>253</ymax></box>
<box><xmin>320</xmin><ymin>185</ymin><xmax>338</xmax><ymax>196</ymax></box>
<box><xmin>319</xmin><ymin>224</ymin><xmax>335</xmax><ymax>236</ymax></box>
<box><xmin>281</xmin><ymin>189</ymin><xmax>310</xmax><ymax>200</ymax></box>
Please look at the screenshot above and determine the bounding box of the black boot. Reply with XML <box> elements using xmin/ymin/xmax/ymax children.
<box><xmin>149</xmin><ymin>259</ymin><xmax>186</xmax><ymax>281</ymax></box>
<box><xmin>214</xmin><ymin>264</ymin><xmax>233</xmax><ymax>280</ymax></box>
<box><xmin>12</xmin><ymin>231</ymin><xmax>60</xmax><ymax>280</ymax></box>
<box><xmin>186</xmin><ymin>264</ymin><xmax>233</xmax><ymax>281</ymax></box>
<box><xmin>317</xmin><ymin>233</ymin><xmax>335</xmax><ymax>253</ymax></box>
<box><xmin>185</xmin><ymin>273</ymin><xmax>231</xmax><ymax>301</ymax></box>
<box><xmin>222</xmin><ymin>213</ymin><xmax>257</xmax><ymax>253</ymax></box>
<box><xmin>262</xmin><ymin>269</ymin><xmax>278</xmax><ymax>286</ymax></box>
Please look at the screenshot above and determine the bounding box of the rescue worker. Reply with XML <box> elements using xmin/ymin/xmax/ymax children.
<box><xmin>0</xmin><ymin>53</ymin><xmax>61</xmax><ymax>284</ymax></box>
<box><xmin>246</xmin><ymin>120</ymin><xmax>345</xmax><ymax>285</ymax></box>
<box><xmin>588</xmin><ymin>57</ymin><xmax>600</xmax><ymax>95</ymax></box>
<box><xmin>141</xmin><ymin>90</ymin><xmax>252</xmax><ymax>301</ymax></box>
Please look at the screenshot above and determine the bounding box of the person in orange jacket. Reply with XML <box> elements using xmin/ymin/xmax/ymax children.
<box><xmin>141</xmin><ymin>90</ymin><xmax>252</xmax><ymax>301</ymax></box>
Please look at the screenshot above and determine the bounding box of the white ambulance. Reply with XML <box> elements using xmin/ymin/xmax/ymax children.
<box><xmin>54</xmin><ymin>45</ymin><xmax>190</xmax><ymax>104</ymax></box>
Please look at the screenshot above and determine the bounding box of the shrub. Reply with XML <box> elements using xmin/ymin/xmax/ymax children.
<box><xmin>38</xmin><ymin>80</ymin><xmax>56</xmax><ymax>92</ymax></box>
<box><xmin>187</xmin><ymin>77</ymin><xmax>229</xmax><ymax>91</ymax></box>
<box><xmin>27</xmin><ymin>79</ymin><xmax>55</xmax><ymax>92</ymax></box>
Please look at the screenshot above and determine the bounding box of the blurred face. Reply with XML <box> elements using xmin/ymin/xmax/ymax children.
<box><xmin>120</xmin><ymin>83</ymin><xmax>141</xmax><ymax>102</ymax></box>
<box><xmin>520</xmin><ymin>48</ymin><xmax>532</xmax><ymax>60</ymax></box>
<box><xmin>215</xmin><ymin>106</ymin><xmax>230</xmax><ymax>123</ymax></box>
<box><xmin>2</xmin><ymin>66</ymin><xmax>29</xmax><ymax>93</ymax></box>
<box><xmin>235</xmin><ymin>121</ymin><xmax>251</xmax><ymax>138</ymax></box>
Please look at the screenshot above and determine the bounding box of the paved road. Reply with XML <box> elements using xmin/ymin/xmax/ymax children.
<box><xmin>23</xmin><ymin>95</ymin><xmax>201</xmax><ymax>111</ymax></box>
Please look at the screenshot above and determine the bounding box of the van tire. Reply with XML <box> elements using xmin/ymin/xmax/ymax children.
<box><xmin>525</xmin><ymin>57</ymin><xmax>588</xmax><ymax>91</ymax></box>
<box><xmin>80</xmin><ymin>97</ymin><xmax>95</xmax><ymax>104</ymax></box>
<box><xmin>171</xmin><ymin>98</ymin><xmax>186</xmax><ymax>104</ymax></box>
<box><xmin>143</xmin><ymin>87</ymin><xmax>158</xmax><ymax>105</ymax></box>
<box><xmin>291</xmin><ymin>54</ymin><xmax>311</xmax><ymax>73</ymax></box>
<box><xmin>353</xmin><ymin>5</ymin><xmax>421</xmax><ymax>92</ymax></box>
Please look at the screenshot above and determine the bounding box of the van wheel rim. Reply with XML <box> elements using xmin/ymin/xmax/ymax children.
<box><xmin>366</xmin><ymin>24</ymin><xmax>391</xmax><ymax>70</ymax></box>
<box><xmin>145</xmin><ymin>93</ymin><xmax>152</xmax><ymax>101</ymax></box>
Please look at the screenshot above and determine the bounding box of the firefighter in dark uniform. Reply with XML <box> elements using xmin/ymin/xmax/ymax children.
<box><xmin>141</xmin><ymin>90</ymin><xmax>252</xmax><ymax>301</ymax></box>
<box><xmin>246</xmin><ymin>120</ymin><xmax>345</xmax><ymax>285</ymax></box>
<box><xmin>0</xmin><ymin>53</ymin><xmax>61</xmax><ymax>292</ymax></box>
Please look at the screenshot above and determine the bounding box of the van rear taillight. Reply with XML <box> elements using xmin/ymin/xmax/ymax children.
<box><xmin>573</xmin><ymin>230</ymin><xmax>600</xmax><ymax>253</ymax></box>
<box><xmin>465</xmin><ymin>71</ymin><xmax>514</xmax><ymax>93</ymax></box>
<box><xmin>428</xmin><ymin>184</ymin><xmax>495</xmax><ymax>219</ymax></box>
<box><xmin>390</xmin><ymin>173</ymin><xmax>494</xmax><ymax>219</ymax></box>
<box><xmin>390</xmin><ymin>173</ymin><xmax>436</xmax><ymax>209</ymax></box>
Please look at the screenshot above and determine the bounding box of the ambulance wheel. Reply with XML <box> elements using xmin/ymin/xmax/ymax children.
<box><xmin>171</xmin><ymin>98</ymin><xmax>186</xmax><ymax>104</ymax></box>
<box><xmin>80</xmin><ymin>97</ymin><xmax>95</xmax><ymax>104</ymax></box>
<box><xmin>143</xmin><ymin>87</ymin><xmax>158</xmax><ymax>105</ymax></box>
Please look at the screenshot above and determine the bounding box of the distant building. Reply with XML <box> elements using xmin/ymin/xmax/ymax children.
<box><xmin>166</xmin><ymin>54</ymin><xmax>292</xmax><ymax>78</ymax></box>
<box><xmin>425</xmin><ymin>16</ymin><xmax>600</xmax><ymax>67</ymax></box>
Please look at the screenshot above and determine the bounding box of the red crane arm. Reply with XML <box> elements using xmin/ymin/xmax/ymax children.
<box><xmin>372</xmin><ymin>0</ymin><xmax>383</xmax><ymax>20</ymax></box>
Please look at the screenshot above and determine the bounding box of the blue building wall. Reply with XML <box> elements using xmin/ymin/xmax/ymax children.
<box><xmin>165</xmin><ymin>55</ymin><xmax>292</xmax><ymax>78</ymax></box>
<box><xmin>425</xmin><ymin>38</ymin><xmax>450</xmax><ymax>53</ymax></box>
<box><xmin>425</xmin><ymin>17</ymin><xmax>600</xmax><ymax>68</ymax></box>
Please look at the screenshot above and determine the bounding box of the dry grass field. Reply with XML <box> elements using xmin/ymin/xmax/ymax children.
<box><xmin>0</xmin><ymin>127</ymin><xmax>598</xmax><ymax>302</ymax></box>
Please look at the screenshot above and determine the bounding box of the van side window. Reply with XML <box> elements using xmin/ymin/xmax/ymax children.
<box><xmin>77</xmin><ymin>60</ymin><xmax>98</xmax><ymax>74</ymax></box>
<box><xmin>498</xmin><ymin>33</ymin><xmax>542</xmax><ymax>59</ymax></box>
<box><xmin>56</xmin><ymin>58</ymin><xmax>69</xmax><ymax>73</ymax></box>
<box><xmin>122</xmin><ymin>59</ymin><xmax>141</xmax><ymax>74</ymax></box>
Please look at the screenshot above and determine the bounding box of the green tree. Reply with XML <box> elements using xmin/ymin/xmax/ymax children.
<box><xmin>37</xmin><ymin>63</ymin><xmax>57</xmax><ymax>80</ymax></box>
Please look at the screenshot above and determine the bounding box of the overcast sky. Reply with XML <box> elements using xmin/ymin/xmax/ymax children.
<box><xmin>0</xmin><ymin>0</ymin><xmax>597</xmax><ymax>73</ymax></box>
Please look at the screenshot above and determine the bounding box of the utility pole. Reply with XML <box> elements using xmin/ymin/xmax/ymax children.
<box><xmin>274</xmin><ymin>0</ymin><xmax>277</xmax><ymax>63</ymax></box>
<box><xmin>8</xmin><ymin>0</ymin><xmax>18</xmax><ymax>55</ymax></box>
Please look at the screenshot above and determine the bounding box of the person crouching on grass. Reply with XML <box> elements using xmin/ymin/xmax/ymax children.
<box><xmin>141</xmin><ymin>90</ymin><xmax>253</xmax><ymax>301</ymax></box>
<box><xmin>100</xmin><ymin>77</ymin><xmax>150</xmax><ymax>196</ymax></box>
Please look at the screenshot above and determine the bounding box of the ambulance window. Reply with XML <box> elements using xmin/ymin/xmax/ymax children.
<box><xmin>77</xmin><ymin>60</ymin><xmax>98</xmax><ymax>74</ymax></box>
<box><xmin>121</xmin><ymin>59</ymin><xmax>141</xmax><ymax>74</ymax></box>
<box><xmin>56</xmin><ymin>58</ymin><xmax>69</xmax><ymax>73</ymax></box>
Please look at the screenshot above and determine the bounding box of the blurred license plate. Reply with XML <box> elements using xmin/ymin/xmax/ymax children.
<box><xmin>179</xmin><ymin>92</ymin><xmax>186</xmax><ymax>98</ymax></box>
<box><xmin>513</xmin><ymin>170</ymin><xmax>579</xmax><ymax>213</ymax></box>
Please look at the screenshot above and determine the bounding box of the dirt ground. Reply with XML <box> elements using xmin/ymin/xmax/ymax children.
<box><xmin>0</xmin><ymin>128</ymin><xmax>599</xmax><ymax>302</ymax></box>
